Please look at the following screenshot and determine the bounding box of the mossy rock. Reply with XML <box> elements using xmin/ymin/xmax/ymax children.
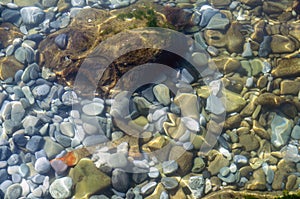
<box><xmin>69</xmin><ymin>158</ymin><xmax>111</xmax><ymax>199</ymax></box>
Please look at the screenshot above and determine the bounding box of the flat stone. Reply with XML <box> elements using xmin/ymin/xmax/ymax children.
<box><xmin>60</xmin><ymin>122</ymin><xmax>75</xmax><ymax>137</ymax></box>
<box><xmin>22</xmin><ymin>86</ymin><xmax>35</xmax><ymax>105</ymax></box>
<box><xmin>271</xmin><ymin>114</ymin><xmax>293</xmax><ymax>148</ymax></box>
<box><xmin>107</xmin><ymin>153</ymin><xmax>128</xmax><ymax>168</ymax></box>
<box><xmin>286</xmin><ymin>174</ymin><xmax>297</xmax><ymax>191</ymax></box>
<box><xmin>174</xmin><ymin>93</ymin><xmax>199</xmax><ymax>120</ymax></box>
<box><xmin>208</xmin><ymin>151</ymin><xmax>230</xmax><ymax>175</ymax></box>
<box><xmin>4</xmin><ymin>183</ymin><xmax>22</xmax><ymax>199</ymax></box>
<box><xmin>291</xmin><ymin>125</ymin><xmax>300</xmax><ymax>140</ymax></box>
<box><xmin>11</xmin><ymin>101</ymin><xmax>25</xmax><ymax>122</ymax></box>
<box><xmin>272</xmin><ymin>58</ymin><xmax>300</xmax><ymax>77</ymax></box>
<box><xmin>82</xmin><ymin>102</ymin><xmax>104</xmax><ymax>116</ymax></box>
<box><xmin>43</xmin><ymin>137</ymin><xmax>64</xmax><ymax>159</ymax></box>
<box><xmin>162</xmin><ymin>160</ymin><xmax>178</xmax><ymax>175</ymax></box>
<box><xmin>280</xmin><ymin>80</ymin><xmax>300</xmax><ymax>95</ymax></box>
<box><xmin>50</xmin><ymin>159</ymin><xmax>68</xmax><ymax>175</ymax></box>
<box><xmin>161</xmin><ymin>177</ymin><xmax>178</xmax><ymax>190</ymax></box>
<box><xmin>14</xmin><ymin>0</ymin><xmax>39</xmax><ymax>7</ymax></box>
<box><xmin>259</xmin><ymin>36</ymin><xmax>272</xmax><ymax>57</ymax></box>
<box><xmin>206</xmin><ymin>13</ymin><xmax>229</xmax><ymax>30</ymax></box>
<box><xmin>41</xmin><ymin>0</ymin><xmax>58</xmax><ymax>8</ymax></box>
<box><xmin>49</xmin><ymin>177</ymin><xmax>73</xmax><ymax>199</ymax></box>
<box><xmin>181</xmin><ymin>117</ymin><xmax>200</xmax><ymax>132</ymax></box>
<box><xmin>34</xmin><ymin>157</ymin><xmax>51</xmax><ymax>174</ymax></box>
<box><xmin>256</xmin><ymin>93</ymin><xmax>283</xmax><ymax>107</ymax></box>
<box><xmin>32</xmin><ymin>84</ymin><xmax>50</xmax><ymax>99</ymax></box>
<box><xmin>69</xmin><ymin>158</ymin><xmax>111</xmax><ymax>199</ymax></box>
<box><xmin>239</xmin><ymin>134</ymin><xmax>259</xmax><ymax>152</ymax></box>
<box><xmin>0</xmin><ymin>57</ymin><xmax>23</xmax><ymax>80</ymax></box>
<box><xmin>192</xmin><ymin>157</ymin><xmax>205</xmax><ymax>173</ymax></box>
<box><xmin>20</xmin><ymin>7</ymin><xmax>45</xmax><ymax>26</ymax></box>
<box><xmin>26</xmin><ymin>136</ymin><xmax>44</xmax><ymax>153</ymax></box>
<box><xmin>246</xmin><ymin>168</ymin><xmax>266</xmax><ymax>190</ymax></box>
<box><xmin>271</xmin><ymin>35</ymin><xmax>297</xmax><ymax>53</ymax></box>
<box><xmin>153</xmin><ymin>84</ymin><xmax>170</xmax><ymax>106</ymax></box>
<box><xmin>148</xmin><ymin>167</ymin><xmax>160</xmax><ymax>178</ymax></box>
<box><xmin>141</xmin><ymin>182</ymin><xmax>157</xmax><ymax>196</ymax></box>
<box><xmin>112</xmin><ymin>169</ymin><xmax>129</xmax><ymax>193</ymax></box>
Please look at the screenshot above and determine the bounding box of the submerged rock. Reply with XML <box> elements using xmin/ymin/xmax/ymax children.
<box><xmin>271</xmin><ymin>114</ymin><xmax>293</xmax><ymax>148</ymax></box>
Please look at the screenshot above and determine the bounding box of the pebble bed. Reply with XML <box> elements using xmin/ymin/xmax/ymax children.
<box><xmin>0</xmin><ymin>0</ymin><xmax>300</xmax><ymax>199</ymax></box>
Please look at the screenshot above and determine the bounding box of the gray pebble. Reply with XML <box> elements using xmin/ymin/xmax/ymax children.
<box><xmin>162</xmin><ymin>160</ymin><xmax>178</xmax><ymax>174</ymax></box>
<box><xmin>49</xmin><ymin>177</ymin><xmax>73</xmax><ymax>199</ymax></box>
<box><xmin>54</xmin><ymin>34</ymin><xmax>68</xmax><ymax>50</ymax></box>
<box><xmin>233</xmin><ymin>155</ymin><xmax>248</xmax><ymax>165</ymax></box>
<box><xmin>219</xmin><ymin>166</ymin><xmax>230</xmax><ymax>176</ymax></box>
<box><xmin>7</xmin><ymin>154</ymin><xmax>19</xmax><ymax>166</ymax></box>
<box><xmin>259</xmin><ymin>36</ymin><xmax>272</xmax><ymax>57</ymax></box>
<box><xmin>161</xmin><ymin>177</ymin><xmax>178</xmax><ymax>190</ymax></box>
<box><xmin>107</xmin><ymin>153</ymin><xmax>128</xmax><ymax>168</ymax></box>
<box><xmin>50</xmin><ymin>159</ymin><xmax>67</xmax><ymax>175</ymax></box>
<box><xmin>82</xmin><ymin>102</ymin><xmax>104</xmax><ymax>116</ymax></box>
<box><xmin>218</xmin><ymin>172</ymin><xmax>236</xmax><ymax>183</ymax></box>
<box><xmin>242</xmin><ymin>42</ymin><xmax>253</xmax><ymax>58</ymax></box>
<box><xmin>291</xmin><ymin>125</ymin><xmax>300</xmax><ymax>140</ymax></box>
<box><xmin>0</xmin><ymin>146</ymin><xmax>12</xmax><ymax>161</ymax></box>
<box><xmin>71</xmin><ymin>0</ymin><xmax>86</xmax><ymax>7</ymax></box>
<box><xmin>11</xmin><ymin>101</ymin><xmax>25</xmax><ymax>122</ymax></box>
<box><xmin>35</xmin><ymin>157</ymin><xmax>51</xmax><ymax>174</ymax></box>
<box><xmin>5</xmin><ymin>45</ymin><xmax>15</xmax><ymax>56</ymax></box>
<box><xmin>1</xmin><ymin>9</ymin><xmax>20</xmax><ymax>23</ymax></box>
<box><xmin>140</xmin><ymin>181</ymin><xmax>157</xmax><ymax>196</ymax></box>
<box><xmin>21</xmin><ymin>63</ymin><xmax>39</xmax><ymax>83</ymax></box>
<box><xmin>32</xmin><ymin>84</ymin><xmax>50</xmax><ymax>99</ymax></box>
<box><xmin>20</xmin><ymin>7</ymin><xmax>45</xmax><ymax>26</ymax></box>
<box><xmin>54</xmin><ymin>131</ymin><xmax>71</xmax><ymax>147</ymax></box>
<box><xmin>14</xmin><ymin>46</ymin><xmax>35</xmax><ymax>64</ymax></box>
<box><xmin>112</xmin><ymin>169</ymin><xmax>129</xmax><ymax>193</ymax></box>
<box><xmin>18</xmin><ymin>164</ymin><xmax>29</xmax><ymax>178</ymax></box>
<box><xmin>60</xmin><ymin>122</ymin><xmax>75</xmax><ymax>137</ymax></box>
<box><xmin>148</xmin><ymin>167</ymin><xmax>160</xmax><ymax>178</ymax></box>
<box><xmin>4</xmin><ymin>183</ymin><xmax>22</xmax><ymax>199</ymax></box>
<box><xmin>11</xmin><ymin>173</ymin><xmax>21</xmax><ymax>183</ymax></box>
<box><xmin>26</xmin><ymin>135</ymin><xmax>43</xmax><ymax>153</ymax></box>
<box><xmin>31</xmin><ymin>174</ymin><xmax>45</xmax><ymax>184</ymax></box>
<box><xmin>41</xmin><ymin>0</ymin><xmax>58</xmax><ymax>8</ymax></box>
<box><xmin>0</xmin><ymin>180</ymin><xmax>12</xmax><ymax>194</ymax></box>
<box><xmin>82</xmin><ymin>134</ymin><xmax>108</xmax><ymax>147</ymax></box>
<box><xmin>21</xmin><ymin>86</ymin><xmax>35</xmax><ymax>105</ymax></box>
<box><xmin>199</xmin><ymin>8</ymin><xmax>218</xmax><ymax>27</ymax></box>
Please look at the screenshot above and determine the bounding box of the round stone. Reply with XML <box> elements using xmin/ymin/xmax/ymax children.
<box><xmin>20</xmin><ymin>7</ymin><xmax>45</xmax><ymax>25</ymax></box>
<box><xmin>82</xmin><ymin>102</ymin><xmax>104</xmax><ymax>116</ymax></box>
<box><xmin>7</xmin><ymin>154</ymin><xmax>19</xmax><ymax>166</ymax></box>
<box><xmin>49</xmin><ymin>177</ymin><xmax>73</xmax><ymax>199</ymax></box>
<box><xmin>5</xmin><ymin>183</ymin><xmax>22</xmax><ymax>199</ymax></box>
<box><xmin>50</xmin><ymin>159</ymin><xmax>68</xmax><ymax>175</ymax></box>
<box><xmin>141</xmin><ymin>182</ymin><xmax>157</xmax><ymax>196</ymax></box>
<box><xmin>60</xmin><ymin>122</ymin><xmax>75</xmax><ymax>137</ymax></box>
<box><xmin>112</xmin><ymin>169</ymin><xmax>130</xmax><ymax>193</ymax></box>
<box><xmin>181</xmin><ymin>117</ymin><xmax>200</xmax><ymax>132</ymax></box>
<box><xmin>54</xmin><ymin>34</ymin><xmax>68</xmax><ymax>50</ymax></box>
<box><xmin>161</xmin><ymin>177</ymin><xmax>178</xmax><ymax>190</ymax></box>
<box><xmin>34</xmin><ymin>157</ymin><xmax>51</xmax><ymax>174</ymax></box>
<box><xmin>18</xmin><ymin>163</ymin><xmax>29</xmax><ymax>178</ymax></box>
<box><xmin>219</xmin><ymin>167</ymin><xmax>230</xmax><ymax>176</ymax></box>
<box><xmin>14</xmin><ymin>46</ymin><xmax>34</xmax><ymax>64</ymax></box>
<box><xmin>148</xmin><ymin>167</ymin><xmax>160</xmax><ymax>178</ymax></box>
<box><xmin>25</xmin><ymin>136</ymin><xmax>43</xmax><ymax>153</ymax></box>
<box><xmin>107</xmin><ymin>153</ymin><xmax>128</xmax><ymax>168</ymax></box>
<box><xmin>32</xmin><ymin>84</ymin><xmax>50</xmax><ymax>98</ymax></box>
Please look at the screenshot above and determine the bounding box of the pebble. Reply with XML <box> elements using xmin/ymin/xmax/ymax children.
<box><xmin>205</xmin><ymin>13</ymin><xmax>230</xmax><ymax>30</ymax></box>
<box><xmin>18</xmin><ymin>163</ymin><xmax>29</xmax><ymax>178</ymax></box>
<box><xmin>233</xmin><ymin>155</ymin><xmax>248</xmax><ymax>165</ymax></box>
<box><xmin>0</xmin><ymin>146</ymin><xmax>12</xmax><ymax>161</ymax></box>
<box><xmin>271</xmin><ymin>114</ymin><xmax>293</xmax><ymax>148</ymax></box>
<box><xmin>242</xmin><ymin>42</ymin><xmax>253</xmax><ymax>58</ymax></box>
<box><xmin>181</xmin><ymin>117</ymin><xmax>200</xmax><ymax>132</ymax></box>
<box><xmin>50</xmin><ymin>159</ymin><xmax>68</xmax><ymax>175</ymax></box>
<box><xmin>26</xmin><ymin>135</ymin><xmax>43</xmax><ymax>153</ymax></box>
<box><xmin>148</xmin><ymin>167</ymin><xmax>160</xmax><ymax>178</ymax></box>
<box><xmin>11</xmin><ymin>174</ymin><xmax>21</xmax><ymax>183</ymax></box>
<box><xmin>32</xmin><ymin>84</ymin><xmax>50</xmax><ymax>98</ymax></box>
<box><xmin>200</xmin><ymin>8</ymin><xmax>218</xmax><ymax>27</ymax></box>
<box><xmin>12</xmin><ymin>132</ymin><xmax>25</xmax><ymax>148</ymax></box>
<box><xmin>71</xmin><ymin>0</ymin><xmax>86</xmax><ymax>7</ymax></box>
<box><xmin>82</xmin><ymin>102</ymin><xmax>104</xmax><ymax>116</ymax></box>
<box><xmin>49</xmin><ymin>177</ymin><xmax>73</xmax><ymax>199</ymax></box>
<box><xmin>14</xmin><ymin>46</ymin><xmax>35</xmax><ymax>64</ymax></box>
<box><xmin>258</xmin><ymin>36</ymin><xmax>272</xmax><ymax>57</ymax></box>
<box><xmin>1</xmin><ymin>9</ymin><xmax>20</xmax><ymax>23</ymax></box>
<box><xmin>291</xmin><ymin>125</ymin><xmax>300</xmax><ymax>140</ymax></box>
<box><xmin>7</xmin><ymin>154</ymin><xmax>19</xmax><ymax>166</ymax></box>
<box><xmin>20</xmin><ymin>7</ymin><xmax>45</xmax><ymax>26</ymax></box>
<box><xmin>153</xmin><ymin>84</ymin><xmax>171</xmax><ymax>106</ymax></box>
<box><xmin>54</xmin><ymin>34</ymin><xmax>68</xmax><ymax>50</ymax></box>
<box><xmin>34</xmin><ymin>157</ymin><xmax>51</xmax><ymax>174</ymax></box>
<box><xmin>5</xmin><ymin>183</ymin><xmax>22</xmax><ymax>199</ymax></box>
<box><xmin>141</xmin><ymin>181</ymin><xmax>157</xmax><ymax>196</ymax></box>
<box><xmin>112</xmin><ymin>169</ymin><xmax>129</xmax><ymax>193</ymax></box>
<box><xmin>107</xmin><ymin>153</ymin><xmax>128</xmax><ymax>168</ymax></box>
<box><xmin>162</xmin><ymin>160</ymin><xmax>178</xmax><ymax>174</ymax></box>
<box><xmin>161</xmin><ymin>177</ymin><xmax>178</xmax><ymax>190</ymax></box>
<box><xmin>21</xmin><ymin>86</ymin><xmax>35</xmax><ymax>105</ymax></box>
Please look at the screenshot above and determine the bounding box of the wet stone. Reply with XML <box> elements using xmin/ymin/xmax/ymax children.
<box><xmin>20</xmin><ymin>7</ymin><xmax>45</xmax><ymax>26</ymax></box>
<box><xmin>153</xmin><ymin>84</ymin><xmax>170</xmax><ymax>106</ymax></box>
<box><xmin>49</xmin><ymin>177</ymin><xmax>73</xmax><ymax>199</ymax></box>
<box><xmin>291</xmin><ymin>125</ymin><xmax>300</xmax><ymax>140</ymax></box>
<box><xmin>5</xmin><ymin>183</ymin><xmax>22</xmax><ymax>199</ymax></box>
<box><xmin>141</xmin><ymin>182</ymin><xmax>157</xmax><ymax>196</ymax></box>
<box><xmin>271</xmin><ymin>114</ymin><xmax>293</xmax><ymax>148</ymax></box>
<box><xmin>112</xmin><ymin>169</ymin><xmax>129</xmax><ymax>193</ymax></box>
<box><xmin>34</xmin><ymin>157</ymin><xmax>51</xmax><ymax>174</ymax></box>
<box><xmin>54</xmin><ymin>34</ymin><xmax>68</xmax><ymax>50</ymax></box>
<box><xmin>161</xmin><ymin>177</ymin><xmax>178</xmax><ymax>190</ymax></box>
<box><xmin>162</xmin><ymin>160</ymin><xmax>178</xmax><ymax>175</ymax></box>
<box><xmin>82</xmin><ymin>102</ymin><xmax>104</xmax><ymax>116</ymax></box>
<box><xmin>205</xmin><ymin>13</ymin><xmax>230</xmax><ymax>30</ymax></box>
<box><xmin>32</xmin><ymin>84</ymin><xmax>50</xmax><ymax>99</ymax></box>
<box><xmin>50</xmin><ymin>159</ymin><xmax>68</xmax><ymax>175</ymax></box>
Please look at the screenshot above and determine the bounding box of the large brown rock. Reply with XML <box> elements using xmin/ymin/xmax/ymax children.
<box><xmin>38</xmin><ymin>4</ymin><xmax>189</xmax><ymax>98</ymax></box>
<box><xmin>0</xmin><ymin>56</ymin><xmax>24</xmax><ymax>80</ymax></box>
<box><xmin>0</xmin><ymin>23</ymin><xmax>23</xmax><ymax>48</ymax></box>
